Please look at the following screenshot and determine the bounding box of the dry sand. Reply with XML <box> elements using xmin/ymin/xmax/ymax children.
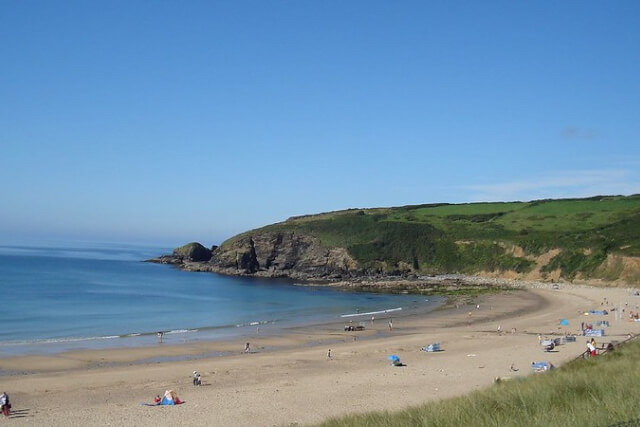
<box><xmin>2</xmin><ymin>284</ymin><xmax>640</xmax><ymax>426</ymax></box>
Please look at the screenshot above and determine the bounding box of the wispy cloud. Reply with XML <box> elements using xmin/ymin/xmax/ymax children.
<box><xmin>463</xmin><ymin>169</ymin><xmax>640</xmax><ymax>202</ymax></box>
<box><xmin>560</xmin><ymin>127</ymin><xmax>601</xmax><ymax>140</ymax></box>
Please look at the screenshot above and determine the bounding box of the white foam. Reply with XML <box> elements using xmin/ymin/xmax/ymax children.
<box><xmin>166</xmin><ymin>329</ymin><xmax>191</xmax><ymax>335</ymax></box>
<box><xmin>340</xmin><ymin>307</ymin><xmax>402</xmax><ymax>318</ymax></box>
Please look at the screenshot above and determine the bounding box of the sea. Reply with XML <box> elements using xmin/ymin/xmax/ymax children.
<box><xmin>0</xmin><ymin>242</ymin><xmax>444</xmax><ymax>356</ymax></box>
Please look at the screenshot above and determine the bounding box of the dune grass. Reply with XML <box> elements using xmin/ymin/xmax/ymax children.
<box><xmin>317</xmin><ymin>338</ymin><xmax>640</xmax><ymax>427</ymax></box>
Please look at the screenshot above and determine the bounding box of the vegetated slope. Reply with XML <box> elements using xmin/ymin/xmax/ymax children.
<box><xmin>163</xmin><ymin>195</ymin><xmax>640</xmax><ymax>284</ymax></box>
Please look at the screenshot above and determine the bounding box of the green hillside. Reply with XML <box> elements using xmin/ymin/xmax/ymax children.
<box><xmin>225</xmin><ymin>195</ymin><xmax>640</xmax><ymax>281</ymax></box>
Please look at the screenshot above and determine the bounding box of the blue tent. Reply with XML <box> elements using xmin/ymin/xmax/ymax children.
<box><xmin>560</xmin><ymin>319</ymin><xmax>569</xmax><ymax>326</ymax></box>
<box><xmin>387</xmin><ymin>355</ymin><xmax>400</xmax><ymax>362</ymax></box>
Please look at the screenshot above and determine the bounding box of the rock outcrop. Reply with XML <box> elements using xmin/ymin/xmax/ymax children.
<box><xmin>174</xmin><ymin>242</ymin><xmax>213</xmax><ymax>262</ymax></box>
<box><xmin>148</xmin><ymin>232</ymin><xmax>359</xmax><ymax>280</ymax></box>
<box><xmin>149</xmin><ymin>242</ymin><xmax>212</xmax><ymax>264</ymax></box>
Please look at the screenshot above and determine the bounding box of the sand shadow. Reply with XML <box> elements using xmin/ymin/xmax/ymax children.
<box><xmin>7</xmin><ymin>408</ymin><xmax>31</xmax><ymax>419</ymax></box>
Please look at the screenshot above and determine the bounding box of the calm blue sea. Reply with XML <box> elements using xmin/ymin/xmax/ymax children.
<box><xmin>0</xmin><ymin>243</ymin><xmax>443</xmax><ymax>355</ymax></box>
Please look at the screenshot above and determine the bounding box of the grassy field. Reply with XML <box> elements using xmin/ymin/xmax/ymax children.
<box><xmin>228</xmin><ymin>195</ymin><xmax>640</xmax><ymax>281</ymax></box>
<box><xmin>316</xmin><ymin>338</ymin><xmax>640</xmax><ymax>427</ymax></box>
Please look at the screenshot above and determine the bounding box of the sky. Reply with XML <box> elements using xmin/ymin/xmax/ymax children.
<box><xmin>1</xmin><ymin>1</ymin><xmax>639</xmax><ymax>246</ymax></box>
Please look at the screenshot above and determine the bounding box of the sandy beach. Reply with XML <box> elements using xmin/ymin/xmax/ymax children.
<box><xmin>2</xmin><ymin>283</ymin><xmax>640</xmax><ymax>426</ymax></box>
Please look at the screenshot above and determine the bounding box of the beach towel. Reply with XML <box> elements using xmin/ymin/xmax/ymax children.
<box><xmin>421</xmin><ymin>343</ymin><xmax>441</xmax><ymax>352</ymax></box>
<box><xmin>531</xmin><ymin>361</ymin><xmax>553</xmax><ymax>372</ymax></box>
<box><xmin>140</xmin><ymin>399</ymin><xmax>185</xmax><ymax>406</ymax></box>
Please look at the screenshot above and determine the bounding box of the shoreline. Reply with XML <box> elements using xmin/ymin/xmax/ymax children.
<box><xmin>2</xmin><ymin>268</ymin><xmax>541</xmax><ymax>362</ymax></box>
<box><xmin>0</xmin><ymin>291</ymin><xmax>446</xmax><ymax>363</ymax></box>
<box><xmin>0</xmin><ymin>291</ymin><xmax>454</xmax><ymax>375</ymax></box>
<box><xmin>3</xmin><ymin>283</ymin><xmax>640</xmax><ymax>426</ymax></box>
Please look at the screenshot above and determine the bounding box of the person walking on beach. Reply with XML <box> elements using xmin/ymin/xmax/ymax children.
<box><xmin>388</xmin><ymin>319</ymin><xmax>393</xmax><ymax>332</ymax></box>
<box><xmin>244</xmin><ymin>342</ymin><xmax>251</xmax><ymax>353</ymax></box>
<box><xmin>193</xmin><ymin>371</ymin><xmax>202</xmax><ymax>386</ymax></box>
<box><xmin>0</xmin><ymin>392</ymin><xmax>10</xmax><ymax>417</ymax></box>
<box><xmin>327</xmin><ymin>349</ymin><xmax>331</xmax><ymax>359</ymax></box>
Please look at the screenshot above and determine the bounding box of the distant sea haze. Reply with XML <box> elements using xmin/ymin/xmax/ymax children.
<box><xmin>0</xmin><ymin>243</ymin><xmax>442</xmax><ymax>355</ymax></box>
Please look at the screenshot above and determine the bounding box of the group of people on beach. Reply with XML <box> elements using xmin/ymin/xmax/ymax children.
<box><xmin>152</xmin><ymin>390</ymin><xmax>182</xmax><ymax>405</ymax></box>
<box><xmin>192</xmin><ymin>371</ymin><xmax>202</xmax><ymax>386</ymax></box>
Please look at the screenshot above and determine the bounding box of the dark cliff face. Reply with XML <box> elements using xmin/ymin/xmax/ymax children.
<box><xmin>149</xmin><ymin>242</ymin><xmax>212</xmax><ymax>265</ymax></box>
<box><xmin>147</xmin><ymin>232</ymin><xmax>358</xmax><ymax>279</ymax></box>
<box><xmin>195</xmin><ymin>232</ymin><xmax>360</xmax><ymax>279</ymax></box>
<box><xmin>173</xmin><ymin>242</ymin><xmax>213</xmax><ymax>262</ymax></box>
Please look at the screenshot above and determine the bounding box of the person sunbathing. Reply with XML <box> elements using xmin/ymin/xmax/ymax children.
<box><xmin>162</xmin><ymin>390</ymin><xmax>182</xmax><ymax>405</ymax></box>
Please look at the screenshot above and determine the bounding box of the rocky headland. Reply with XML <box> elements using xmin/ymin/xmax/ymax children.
<box><xmin>148</xmin><ymin>232</ymin><xmax>361</xmax><ymax>281</ymax></box>
<box><xmin>148</xmin><ymin>196</ymin><xmax>640</xmax><ymax>288</ymax></box>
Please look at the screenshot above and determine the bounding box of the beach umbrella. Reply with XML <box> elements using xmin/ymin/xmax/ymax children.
<box><xmin>387</xmin><ymin>355</ymin><xmax>400</xmax><ymax>362</ymax></box>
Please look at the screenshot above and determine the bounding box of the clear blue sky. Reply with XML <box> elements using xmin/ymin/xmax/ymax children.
<box><xmin>1</xmin><ymin>1</ymin><xmax>639</xmax><ymax>246</ymax></box>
